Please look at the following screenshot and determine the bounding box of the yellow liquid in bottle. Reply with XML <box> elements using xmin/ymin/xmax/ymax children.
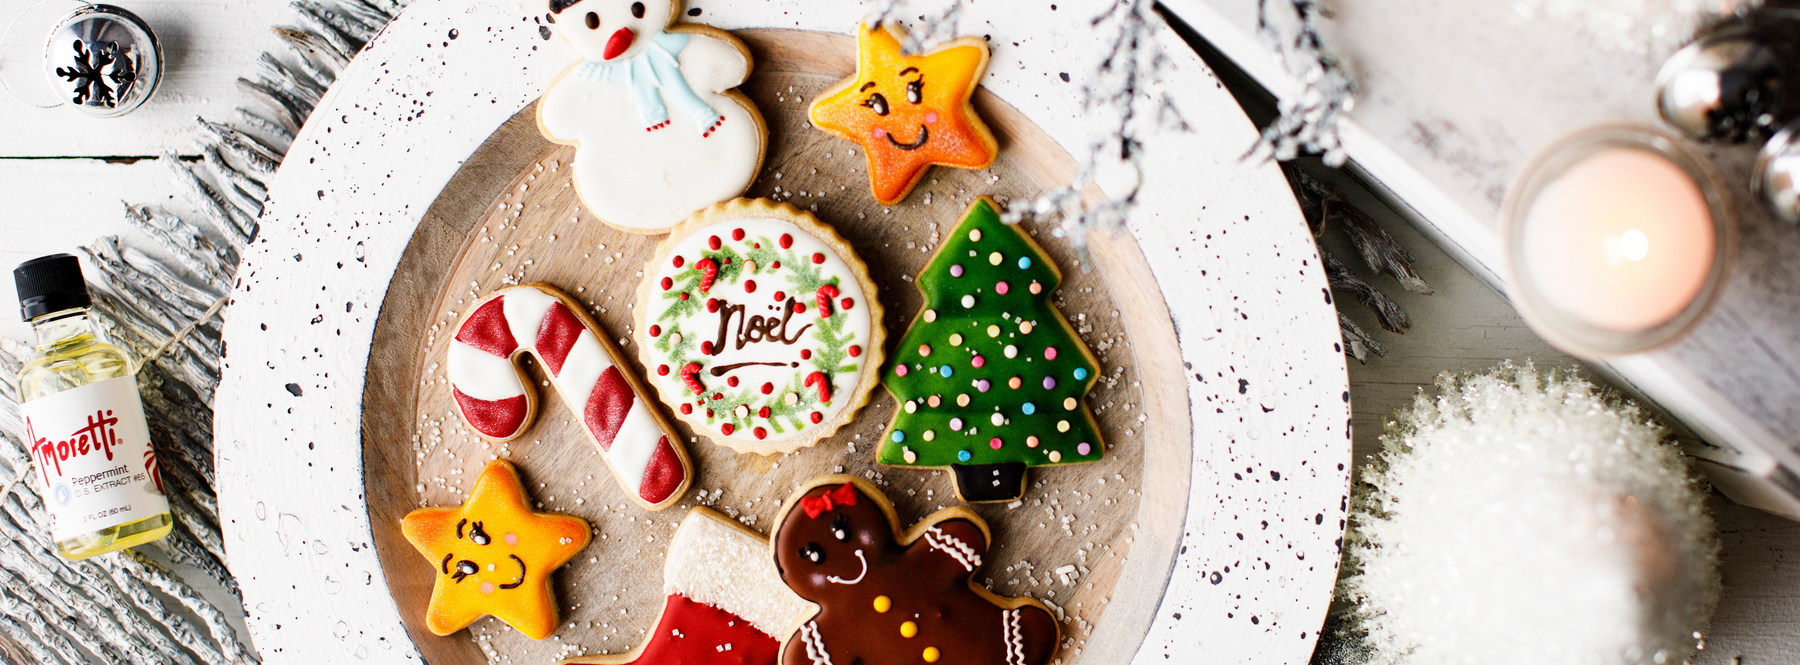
<box><xmin>18</xmin><ymin>313</ymin><xmax>173</xmax><ymax>559</ymax></box>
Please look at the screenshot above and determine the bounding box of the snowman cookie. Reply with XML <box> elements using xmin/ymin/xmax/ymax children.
<box><xmin>539</xmin><ymin>0</ymin><xmax>766</xmax><ymax>233</ymax></box>
<box><xmin>771</xmin><ymin>476</ymin><xmax>1062</xmax><ymax>665</ymax></box>
<box><xmin>635</xmin><ymin>198</ymin><xmax>884</xmax><ymax>455</ymax></box>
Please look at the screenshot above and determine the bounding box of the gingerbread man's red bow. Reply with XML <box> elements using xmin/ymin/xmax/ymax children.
<box><xmin>801</xmin><ymin>483</ymin><xmax>859</xmax><ymax>519</ymax></box>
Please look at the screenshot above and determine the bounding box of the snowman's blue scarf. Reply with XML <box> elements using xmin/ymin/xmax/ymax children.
<box><xmin>572</xmin><ymin>31</ymin><xmax>719</xmax><ymax>134</ymax></box>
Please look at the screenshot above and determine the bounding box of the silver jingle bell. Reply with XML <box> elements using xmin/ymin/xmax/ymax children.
<box><xmin>1655</xmin><ymin>32</ymin><xmax>1789</xmax><ymax>143</ymax></box>
<box><xmin>42</xmin><ymin>4</ymin><xmax>162</xmax><ymax>118</ymax></box>
<box><xmin>1754</xmin><ymin>120</ymin><xmax>1800</xmax><ymax>223</ymax></box>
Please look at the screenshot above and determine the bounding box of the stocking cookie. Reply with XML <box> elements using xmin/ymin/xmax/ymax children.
<box><xmin>561</xmin><ymin>508</ymin><xmax>812</xmax><ymax>665</ymax></box>
<box><xmin>448</xmin><ymin>283</ymin><xmax>692</xmax><ymax>510</ymax></box>
<box><xmin>539</xmin><ymin>0</ymin><xmax>767</xmax><ymax>232</ymax></box>
<box><xmin>808</xmin><ymin>20</ymin><xmax>997</xmax><ymax>206</ymax></box>
<box><xmin>401</xmin><ymin>460</ymin><xmax>591</xmax><ymax>640</ymax></box>
<box><xmin>772</xmin><ymin>476</ymin><xmax>1061</xmax><ymax>665</ymax></box>
<box><xmin>876</xmin><ymin>197</ymin><xmax>1105</xmax><ymax>503</ymax></box>
<box><xmin>635</xmin><ymin>199</ymin><xmax>884</xmax><ymax>455</ymax></box>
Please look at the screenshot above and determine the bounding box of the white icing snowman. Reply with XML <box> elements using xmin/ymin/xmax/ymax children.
<box><xmin>538</xmin><ymin>0</ymin><xmax>765</xmax><ymax>233</ymax></box>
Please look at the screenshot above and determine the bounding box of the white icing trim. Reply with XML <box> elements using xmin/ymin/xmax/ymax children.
<box><xmin>1004</xmin><ymin>608</ymin><xmax>1025</xmax><ymax>665</ymax></box>
<box><xmin>446</xmin><ymin>340</ymin><xmax>525</xmax><ymax>401</ymax></box>
<box><xmin>553</xmin><ymin>329</ymin><xmax>613</xmax><ymax>412</ymax></box>
<box><xmin>607</xmin><ymin>402</ymin><xmax>662</xmax><ymax>492</ymax></box>
<box><xmin>923</xmin><ymin>525</ymin><xmax>981</xmax><ymax>572</ymax></box>
<box><xmin>825</xmin><ymin>549</ymin><xmax>867</xmax><ymax>585</ymax></box>
<box><xmin>502</xmin><ymin>288</ymin><xmax>558</xmax><ymax>351</ymax></box>
<box><xmin>800</xmin><ymin>620</ymin><xmax>833</xmax><ymax>665</ymax></box>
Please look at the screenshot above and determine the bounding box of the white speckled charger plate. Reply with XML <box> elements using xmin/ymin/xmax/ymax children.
<box><xmin>213</xmin><ymin>0</ymin><xmax>1352</xmax><ymax>661</ymax></box>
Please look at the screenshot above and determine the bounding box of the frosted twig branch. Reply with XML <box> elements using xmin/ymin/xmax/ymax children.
<box><xmin>1244</xmin><ymin>0</ymin><xmax>1353</xmax><ymax>166</ymax></box>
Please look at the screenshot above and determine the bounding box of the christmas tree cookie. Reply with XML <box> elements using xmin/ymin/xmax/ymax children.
<box><xmin>636</xmin><ymin>198</ymin><xmax>885</xmax><ymax>455</ymax></box>
<box><xmin>876</xmin><ymin>197</ymin><xmax>1104</xmax><ymax>502</ymax></box>
<box><xmin>807</xmin><ymin>20</ymin><xmax>997</xmax><ymax>206</ymax></box>
<box><xmin>401</xmin><ymin>460</ymin><xmax>591</xmax><ymax>640</ymax></box>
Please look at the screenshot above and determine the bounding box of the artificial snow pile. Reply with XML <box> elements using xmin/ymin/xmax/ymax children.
<box><xmin>1342</xmin><ymin>362</ymin><xmax>1719</xmax><ymax>665</ymax></box>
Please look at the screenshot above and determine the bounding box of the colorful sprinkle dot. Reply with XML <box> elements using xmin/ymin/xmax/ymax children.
<box><xmin>891</xmin><ymin>431</ymin><xmax>905</xmax><ymax>443</ymax></box>
<box><xmin>1020</xmin><ymin>321</ymin><xmax>1035</xmax><ymax>334</ymax></box>
<box><xmin>988</xmin><ymin>251</ymin><xmax>1003</xmax><ymax>266</ymax></box>
<box><xmin>987</xmin><ymin>324</ymin><xmax>1001</xmax><ymax>337</ymax></box>
<box><xmin>904</xmin><ymin>400</ymin><xmax>917</xmax><ymax>413</ymax></box>
<box><xmin>1018</xmin><ymin>257</ymin><xmax>1032</xmax><ymax>269</ymax></box>
<box><xmin>1045</xmin><ymin>347</ymin><xmax>1059</xmax><ymax>360</ymax></box>
<box><xmin>957</xmin><ymin>394</ymin><xmax>971</xmax><ymax>407</ymax></box>
<box><xmin>1057</xmin><ymin>420</ymin><xmax>1071</xmax><ymax>432</ymax></box>
<box><xmin>924</xmin><ymin>309</ymin><xmax>938</xmax><ymax>323</ymax></box>
<box><xmin>972</xmin><ymin>356</ymin><xmax>986</xmax><ymax>369</ymax></box>
<box><xmin>949</xmin><ymin>334</ymin><xmax>963</xmax><ymax>347</ymax></box>
<box><xmin>659</xmin><ymin>276</ymin><xmax>674</xmax><ymax>290</ymax></box>
<box><xmin>975</xmin><ymin>379</ymin><xmax>991</xmax><ymax>392</ymax></box>
<box><xmin>923</xmin><ymin>430</ymin><xmax>936</xmax><ymax>441</ymax></box>
<box><xmin>1005</xmin><ymin>345</ymin><xmax>1018</xmax><ymax>358</ymax></box>
<box><xmin>895</xmin><ymin>364</ymin><xmax>909</xmax><ymax>377</ymax></box>
<box><xmin>708</xmin><ymin>235</ymin><xmax>722</xmax><ymax>250</ymax></box>
<box><xmin>940</xmin><ymin>366</ymin><xmax>953</xmax><ymax>377</ymax></box>
<box><xmin>1049</xmin><ymin>450</ymin><xmax>1063</xmax><ymax>463</ymax></box>
<box><xmin>812</xmin><ymin>252</ymin><xmax>826</xmax><ymax>264</ymax></box>
<box><xmin>1008</xmin><ymin>376</ymin><xmax>1023</xmax><ymax>389</ymax></box>
<box><xmin>1078</xmin><ymin>442</ymin><xmax>1092</xmax><ymax>456</ymax></box>
<box><xmin>900</xmin><ymin>621</ymin><xmax>918</xmax><ymax>638</ymax></box>
<box><xmin>1029</xmin><ymin>281</ymin><xmax>1043</xmax><ymax>294</ymax></box>
<box><xmin>989</xmin><ymin>437</ymin><xmax>1003</xmax><ymax>450</ymax></box>
<box><xmin>649</xmin><ymin>324</ymin><xmax>662</xmax><ymax>337</ymax></box>
<box><xmin>969</xmin><ymin>229</ymin><xmax>983</xmax><ymax>242</ymax></box>
<box><xmin>956</xmin><ymin>450</ymin><xmax>972</xmax><ymax>462</ymax></box>
<box><xmin>721</xmin><ymin>423</ymin><xmax>735</xmax><ymax>435</ymax></box>
<box><xmin>1026</xmin><ymin>435</ymin><xmax>1040</xmax><ymax>448</ymax></box>
<box><xmin>874</xmin><ymin>596</ymin><xmax>891</xmax><ymax>613</ymax></box>
<box><xmin>903</xmin><ymin>447</ymin><xmax>917</xmax><ymax>463</ymax></box>
<box><xmin>673</xmin><ymin>255</ymin><xmax>686</xmax><ymax>268</ymax></box>
<box><xmin>928</xmin><ymin>395</ymin><xmax>942</xmax><ymax>407</ymax></box>
<box><xmin>849</xmin><ymin>345</ymin><xmax>862</xmax><ymax>358</ymax></box>
<box><xmin>989</xmin><ymin>413</ymin><xmax>1005</xmax><ymax>426</ymax></box>
<box><xmin>1022</xmin><ymin>402</ymin><xmax>1037</xmax><ymax>415</ymax></box>
<box><xmin>919</xmin><ymin>344</ymin><xmax>933</xmax><ymax>356</ymax></box>
<box><xmin>731</xmin><ymin>228</ymin><xmax>745</xmax><ymax>241</ymax></box>
<box><xmin>924</xmin><ymin>647</ymin><xmax>941</xmax><ymax>663</ymax></box>
<box><xmin>950</xmin><ymin>417</ymin><xmax>964</xmax><ymax>430</ymax></box>
<box><xmin>1074</xmin><ymin>367</ymin><xmax>1089</xmax><ymax>380</ymax></box>
<box><xmin>1064</xmin><ymin>397</ymin><xmax>1078</xmax><ymax>410</ymax></box>
<box><xmin>950</xmin><ymin>264</ymin><xmax>965</xmax><ymax>277</ymax></box>
<box><xmin>961</xmin><ymin>294</ymin><xmax>976</xmax><ymax>308</ymax></box>
<box><xmin>1043</xmin><ymin>377</ymin><xmax>1057</xmax><ymax>390</ymax></box>
<box><xmin>810</xmin><ymin>411</ymin><xmax>824</xmax><ymax>424</ymax></box>
<box><xmin>996</xmin><ymin>281</ymin><xmax>1010</xmax><ymax>295</ymax></box>
<box><xmin>744</xmin><ymin>280</ymin><xmax>757</xmax><ymax>293</ymax></box>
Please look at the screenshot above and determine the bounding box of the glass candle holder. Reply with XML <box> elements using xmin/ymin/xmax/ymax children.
<box><xmin>1501</xmin><ymin>125</ymin><xmax>1735</xmax><ymax>358</ymax></box>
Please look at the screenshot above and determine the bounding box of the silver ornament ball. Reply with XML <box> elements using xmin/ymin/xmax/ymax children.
<box><xmin>1655</xmin><ymin>32</ymin><xmax>1788</xmax><ymax>143</ymax></box>
<box><xmin>1755</xmin><ymin>121</ymin><xmax>1800</xmax><ymax>223</ymax></box>
<box><xmin>42</xmin><ymin>4</ymin><xmax>162</xmax><ymax>118</ymax></box>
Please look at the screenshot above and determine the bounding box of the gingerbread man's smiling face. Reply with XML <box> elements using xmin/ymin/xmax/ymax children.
<box><xmin>549</xmin><ymin>0</ymin><xmax>677</xmax><ymax>62</ymax></box>
<box><xmin>774</xmin><ymin>482</ymin><xmax>891</xmax><ymax>599</ymax></box>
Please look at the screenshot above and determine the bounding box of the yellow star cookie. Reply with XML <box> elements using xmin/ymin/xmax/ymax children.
<box><xmin>809</xmin><ymin>21</ymin><xmax>997</xmax><ymax>206</ymax></box>
<box><xmin>401</xmin><ymin>460</ymin><xmax>591</xmax><ymax>640</ymax></box>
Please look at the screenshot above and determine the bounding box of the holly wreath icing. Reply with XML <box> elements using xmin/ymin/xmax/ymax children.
<box><xmin>772</xmin><ymin>476</ymin><xmax>1061</xmax><ymax>665</ymax></box>
<box><xmin>876</xmin><ymin>197</ymin><xmax>1106</xmax><ymax>503</ymax></box>
<box><xmin>808</xmin><ymin>20</ymin><xmax>997</xmax><ymax>206</ymax></box>
<box><xmin>636</xmin><ymin>198</ymin><xmax>884</xmax><ymax>455</ymax></box>
<box><xmin>538</xmin><ymin>0</ymin><xmax>767</xmax><ymax>232</ymax></box>
<box><xmin>401</xmin><ymin>460</ymin><xmax>592</xmax><ymax>640</ymax></box>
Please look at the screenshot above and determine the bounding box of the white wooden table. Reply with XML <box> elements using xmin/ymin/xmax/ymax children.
<box><xmin>5</xmin><ymin>0</ymin><xmax>1796</xmax><ymax>661</ymax></box>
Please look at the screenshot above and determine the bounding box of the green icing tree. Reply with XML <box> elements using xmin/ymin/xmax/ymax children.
<box><xmin>877</xmin><ymin>197</ymin><xmax>1104</xmax><ymax>502</ymax></box>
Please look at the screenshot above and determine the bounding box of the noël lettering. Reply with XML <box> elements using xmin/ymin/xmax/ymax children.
<box><xmin>709</xmin><ymin>296</ymin><xmax>813</xmax><ymax>353</ymax></box>
<box><xmin>27</xmin><ymin>409</ymin><xmax>123</xmax><ymax>486</ymax></box>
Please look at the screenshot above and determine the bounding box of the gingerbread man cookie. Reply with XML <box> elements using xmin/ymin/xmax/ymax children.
<box><xmin>539</xmin><ymin>0</ymin><xmax>767</xmax><ymax>232</ymax></box>
<box><xmin>771</xmin><ymin>476</ymin><xmax>1061</xmax><ymax>665</ymax></box>
<box><xmin>808</xmin><ymin>20</ymin><xmax>997</xmax><ymax>206</ymax></box>
<box><xmin>401</xmin><ymin>460</ymin><xmax>591</xmax><ymax>640</ymax></box>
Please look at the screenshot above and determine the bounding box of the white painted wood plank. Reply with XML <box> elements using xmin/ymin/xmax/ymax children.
<box><xmin>0</xmin><ymin>0</ymin><xmax>291</xmax><ymax>157</ymax></box>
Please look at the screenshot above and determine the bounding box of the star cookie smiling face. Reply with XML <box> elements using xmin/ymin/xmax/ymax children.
<box><xmin>808</xmin><ymin>21</ymin><xmax>998</xmax><ymax>206</ymax></box>
<box><xmin>771</xmin><ymin>476</ymin><xmax>1062</xmax><ymax>665</ymax></box>
<box><xmin>635</xmin><ymin>199</ymin><xmax>884</xmax><ymax>455</ymax></box>
<box><xmin>401</xmin><ymin>460</ymin><xmax>592</xmax><ymax>640</ymax></box>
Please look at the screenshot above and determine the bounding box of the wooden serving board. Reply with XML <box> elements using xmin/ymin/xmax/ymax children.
<box><xmin>360</xmin><ymin>30</ymin><xmax>1191</xmax><ymax>665</ymax></box>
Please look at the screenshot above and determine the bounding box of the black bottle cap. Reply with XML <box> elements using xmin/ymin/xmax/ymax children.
<box><xmin>14</xmin><ymin>254</ymin><xmax>91</xmax><ymax>322</ymax></box>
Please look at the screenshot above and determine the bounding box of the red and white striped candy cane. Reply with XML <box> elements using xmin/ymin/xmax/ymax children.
<box><xmin>447</xmin><ymin>284</ymin><xmax>691</xmax><ymax>509</ymax></box>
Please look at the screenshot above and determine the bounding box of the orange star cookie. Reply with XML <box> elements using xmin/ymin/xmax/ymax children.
<box><xmin>401</xmin><ymin>460</ymin><xmax>591</xmax><ymax>640</ymax></box>
<box><xmin>809</xmin><ymin>21</ymin><xmax>997</xmax><ymax>206</ymax></box>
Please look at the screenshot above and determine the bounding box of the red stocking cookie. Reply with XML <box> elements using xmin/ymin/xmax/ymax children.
<box><xmin>771</xmin><ymin>476</ymin><xmax>1061</xmax><ymax>665</ymax></box>
<box><xmin>561</xmin><ymin>508</ymin><xmax>812</xmax><ymax>665</ymax></box>
<box><xmin>448</xmin><ymin>283</ymin><xmax>692</xmax><ymax>509</ymax></box>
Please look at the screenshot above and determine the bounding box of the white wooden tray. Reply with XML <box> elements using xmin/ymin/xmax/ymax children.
<box><xmin>213</xmin><ymin>0</ymin><xmax>1351</xmax><ymax>661</ymax></box>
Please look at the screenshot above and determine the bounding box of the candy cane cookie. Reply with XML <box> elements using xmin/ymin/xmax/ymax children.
<box><xmin>448</xmin><ymin>283</ymin><xmax>692</xmax><ymax>509</ymax></box>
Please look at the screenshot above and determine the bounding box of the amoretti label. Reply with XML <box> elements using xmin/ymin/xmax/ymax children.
<box><xmin>21</xmin><ymin>376</ymin><xmax>167</xmax><ymax>541</ymax></box>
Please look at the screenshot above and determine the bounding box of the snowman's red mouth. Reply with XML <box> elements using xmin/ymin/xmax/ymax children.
<box><xmin>603</xmin><ymin>27</ymin><xmax>635</xmax><ymax>60</ymax></box>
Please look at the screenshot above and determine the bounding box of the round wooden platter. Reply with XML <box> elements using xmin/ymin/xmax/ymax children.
<box><xmin>214</xmin><ymin>1</ymin><xmax>1352</xmax><ymax>662</ymax></box>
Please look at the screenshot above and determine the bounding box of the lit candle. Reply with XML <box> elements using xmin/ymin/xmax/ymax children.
<box><xmin>1504</xmin><ymin>127</ymin><xmax>1731</xmax><ymax>356</ymax></box>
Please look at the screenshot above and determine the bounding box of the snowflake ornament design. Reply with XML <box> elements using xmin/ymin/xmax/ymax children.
<box><xmin>55</xmin><ymin>39</ymin><xmax>137</xmax><ymax>108</ymax></box>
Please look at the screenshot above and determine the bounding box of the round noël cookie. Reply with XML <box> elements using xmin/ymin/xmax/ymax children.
<box><xmin>635</xmin><ymin>198</ymin><xmax>884</xmax><ymax>454</ymax></box>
